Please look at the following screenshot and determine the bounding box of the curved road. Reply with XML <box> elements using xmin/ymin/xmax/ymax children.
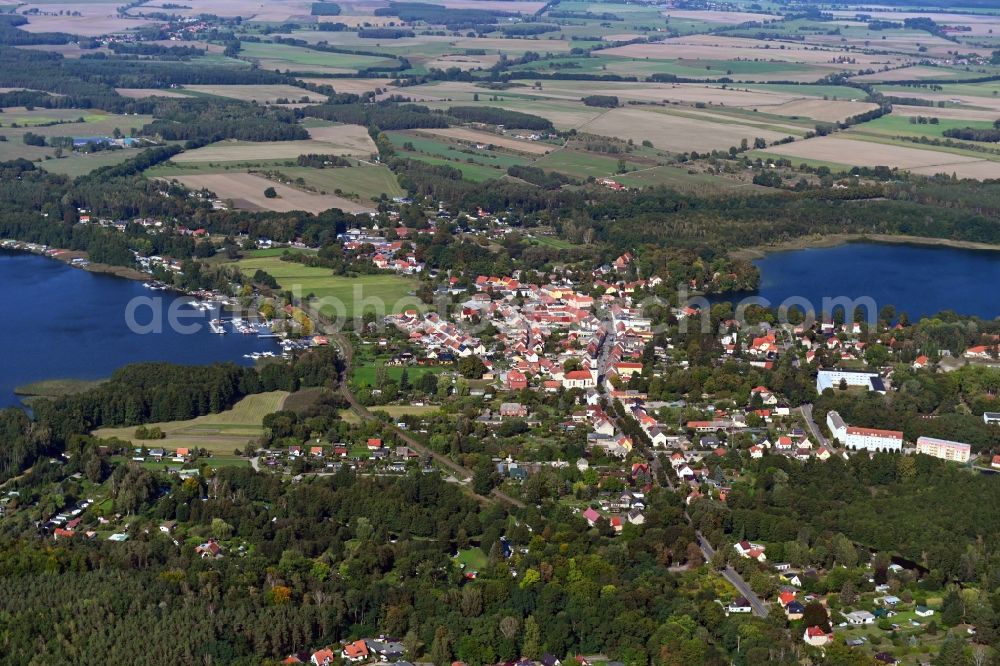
<box><xmin>643</xmin><ymin>436</ymin><xmax>769</xmax><ymax>618</ymax></box>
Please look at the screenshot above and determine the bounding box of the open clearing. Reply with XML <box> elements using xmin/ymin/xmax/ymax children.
<box><xmin>183</xmin><ymin>84</ymin><xmax>327</xmax><ymax>104</ymax></box>
<box><xmin>417</xmin><ymin>128</ymin><xmax>554</xmax><ymax>155</ymax></box>
<box><xmin>763</xmin><ymin>136</ymin><xmax>1000</xmax><ymax>179</ymax></box>
<box><xmin>234</xmin><ymin>256</ymin><xmax>420</xmax><ymax>318</ymax></box>
<box><xmin>93</xmin><ymin>391</ymin><xmax>289</xmax><ymax>455</ymax></box>
<box><xmin>172</xmin><ymin>173</ymin><xmax>375</xmax><ymax>214</ymax></box>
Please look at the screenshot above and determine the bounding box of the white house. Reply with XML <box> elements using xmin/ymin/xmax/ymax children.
<box><xmin>726</xmin><ymin>597</ymin><xmax>753</xmax><ymax>614</ymax></box>
<box><xmin>844</xmin><ymin>610</ymin><xmax>876</xmax><ymax>625</ymax></box>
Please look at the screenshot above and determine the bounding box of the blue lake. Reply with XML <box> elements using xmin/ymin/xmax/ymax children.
<box><xmin>739</xmin><ymin>242</ymin><xmax>1000</xmax><ymax>320</ymax></box>
<box><xmin>0</xmin><ymin>251</ymin><xmax>279</xmax><ymax>408</ymax></box>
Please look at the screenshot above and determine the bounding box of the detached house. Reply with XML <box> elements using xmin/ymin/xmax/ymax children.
<box><xmin>803</xmin><ymin>626</ymin><xmax>831</xmax><ymax>647</ymax></box>
<box><xmin>734</xmin><ymin>540</ymin><xmax>766</xmax><ymax>562</ymax></box>
<box><xmin>341</xmin><ymin>640</ymin><xmax>369</xmax><ymax>663</ymax></box>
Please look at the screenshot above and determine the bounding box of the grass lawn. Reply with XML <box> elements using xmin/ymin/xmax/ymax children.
<box><xmin>41</xmin><ymin>149</ymin><xmax>152</xmax><ymax>177</ymax></box>
<box><xmin>387</xmin><ymin>131</ymin><xmax>529</xmax><ymax>171</ymax></box>
<box><xmin>235</xmin><ymin>255</ymin><xmax>421</xmax><ymax>318</ymax></box>
<box><xmin>454</xmin><ymin>546</ymin><xmax>489</xmax><ymax>570</ymax></box>
<box><xmin>92</xmin><ymin>391</ymin><xmax>289</xmax><ymax>455</ymax></box>
<box><xmin>534</xmin><ymin>149</ymin><xmax>630</xmax><ymax>178</ymax></box>
<box><xmin>244</xmin><ymin>247</ymin><xmax>318</xmax><ymax>258</ymax></box>
<box><xmin>353</xmin><ymin>363</ymin><xmax>448</xmax><ymax>387</ymax></box>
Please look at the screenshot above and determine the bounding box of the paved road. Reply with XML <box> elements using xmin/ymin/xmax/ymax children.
<box><xmin>695</xmin><ymin>532</ymin><xmax>769</xmax><ymax>617</ymax></box>
<box><xmin>798</xmin><ymin>403</ymin><xmax>828</xmax><ymax>447</ymax></box>
<box><xmin>647</xmin><ymin>446</ymin><xmax>769</xmax><ymax>617</ymax></box>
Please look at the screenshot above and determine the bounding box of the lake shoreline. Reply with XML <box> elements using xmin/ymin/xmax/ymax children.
<box><xmin>730</xmin><ymin>234</ymin><xmax>1000</xmax><ymax>261</ymax></box>
<box><xmin>1</xmin><ymin>241</ymin><xmax>151</xmax><ymax>282</ymax></box>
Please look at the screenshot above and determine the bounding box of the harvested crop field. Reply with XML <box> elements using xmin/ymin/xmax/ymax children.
<box><xmin>183</xmin><ymin>84</ymin><xmax>327</xmax><ymax>104</ymax></box>
<box><xmin>437</xmin><ymin>0</ymin><xmax>545</xmax><ymax>11</ymax></box>
<box><xmin>449</xmin><ymin>37</ymin><xmax>573</xmax><ymax>53</ymax></box>
<box><xmin>171</xmin><ymin>173</ymin><xmax>375</xmax><ymax>214</ymax></box>
<box><xmin>538</xmin><ymin>80</ymin><xmax>802</xmax><ymax>106</ymax></box>
<box><xmin>764</xmin><ymin>136</ymin><xmax>1000</xmax><ymax>179</ymax></box>
<box><xmin>20</xmin><ymin>12</ymin><xmax>152</xmax><ymax>36</ymax></box>
<box><xmin>416</xmin><ymin>128</ymin><xmax>554</xmax><ymax>155</ymax></box>
<box><xmin>909</xmin><ymin>161</ymin><xmax>1000</xmax><ymax>179</ymax></box>
<box><xmin>893</xmin><ymin>105</ymin><xmax>1000</xmax><ymax>122</ymax></box>
<box><xmin>662</xmin><ymin>9</ymin><xmax>780</xmax><ymax>23</ymax></box>
<box><xmin>131</xmin><ymin>0</ymin><xmax>313</xmax><ymax>21</ymax></box>
<box><xmin>297</xmin><ymin>78</ymin><xmax>395</xmax><ymax>95</ymax></box>
<box><xmin>762</xmin><ymin>99</ymin><xmax>879</xmax><ymax>122</ymax></box>
<box><xmin>830</xmin><ymin>10</ymin><xmax>1000</xmax><ymax>37</ymax></box>
<box><xmin>116</xmin><ymin>87</ymin><xmax>190</xmax><ymax>99</ymax></box>
<box><xmin>174</xmin><ymin>126</ymin><xmax>377</xmax><ymax>163</ymax></box>
<box><xmin>425</xmin><ymin>54</ymin><xmax>501</xmax><ymax>70</ymax></box>
<box><xmin>601</xmin><ymin>36</ymin><xmax>906</xmax><ymax>68</ymax></box>
<box><xmin>305</xmin><ymin>124</ymin><xmax>379</xmax><ymax>153</ymax></box>
<box><xmin>576</xmin><ymin>106</ymin><xmax>789</xmax><ymax>152</ymax></box>
<box><xmin>852</xmin><ymin>66</ymin><xmax>956</xmax><ymax>82</ymax></box>
<box><xmin>880</xmin><ymin>91</ymin><xmax>1000</xmax><ymax>114</ymax></box>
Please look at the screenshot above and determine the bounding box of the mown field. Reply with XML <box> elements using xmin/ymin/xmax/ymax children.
<box><xmin>92</xmin><ymin>391</ymin><xmax>289</xmax><ymax>455</ymax></box>
<box><xmin>238</xmin><ymin>41</ymin><xmax>401</xmax><ymax>74</ymax></box>
<box><xmin>234</xmin><ymin>256</ymin><xmax>421</xmax><ymax>318</ymax></box>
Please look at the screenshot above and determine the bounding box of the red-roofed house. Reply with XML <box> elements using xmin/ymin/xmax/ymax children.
<box><xmin>341</xmin><ymin>640</ymin><xmax>369</xmax><ymax>662</ymax></box>
<box><xmin>803</xmin><ymin>626</ymin><xmax>831</xmax><ymax>647</ymax></box>
<box><xmin>507</xmin><ymin>370</ymin><xmax>528</xmax><ymax>391</ymax></box>
<box><xmin>312</xmin><ymin>649</ymin><xmax>336</xmax><ymax>665</ymax></box>
<box><xmin>563</xmin><ymin>369</ymin><xmax>596</xmax><ymax>389</ymax></box>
